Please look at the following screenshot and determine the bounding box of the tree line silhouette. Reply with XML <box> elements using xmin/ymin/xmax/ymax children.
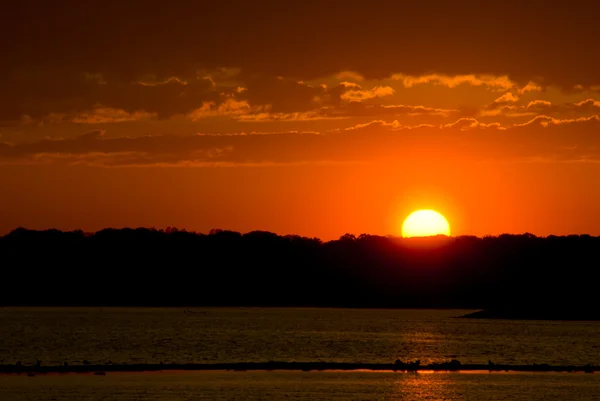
<box><xmin>1</xmin><ymin>227</ymin><xmax>598</xmax><ymax>317</ymax></box>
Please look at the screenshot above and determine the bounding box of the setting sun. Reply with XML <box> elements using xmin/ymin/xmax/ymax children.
<box><xmin>401</xmin><ymin>210</ymin><xmax>451</xmax><ymax>238</ymax></box>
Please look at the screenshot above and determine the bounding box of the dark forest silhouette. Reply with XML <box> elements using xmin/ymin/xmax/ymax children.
<box><xmin>1</xmin><ymin>227</ymin><xmax>599</xmax><ymax>318</ymax></box>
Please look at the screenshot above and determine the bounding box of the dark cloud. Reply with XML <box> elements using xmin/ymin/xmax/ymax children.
<box><xmin>4</xmin><ymin>1</ymin><xmax>599</xmax><ymax>124</ymax></box>
<box><xmin>486</xmin><ymin>98</ymin><xmax>600</xmax><ymax>118</ymax></box>
<box><xmin>489</xmin><ymin>93</ymin><xmax>520</xmax><ymax>107</ymax></box>
<box><xmin>525</xmin><ymin>99</ymin><xmax>600</xmax><ymax>114</ymax></box>
<box><xmin>346</xmin><ymin>115</ymin><xmax>600</xmax><ymax>162</ymax></box>
<box><xmin>240</xmin><ymin>77</ymin><xmax>325</xmax><ymax>113</ymax></box>
<box><xmin>0</xmin><ymin>70</ymin><xmax>220</xmax><ymax>122</ymax></box>
<box><xmin>332</xmin><ymin>103</ymin><xmax>457</xmax><ymax>118</ymax></box>
<box><xmin>234</xmin><ymin>102</ymin><xmax>457</xmax><ymax>122</ymax></box>
<box><xmin>2</xmin><ymin>1</ymin><xmax>599</xmax><ymax>108</ymax></box>
<box><xmin>2</xmin><ymin>116</ymin><xmax>600</xmax><ymax>166</ymax></box>
<box><xmin>93</xmin><ymin>79</ymin><xmax>216</xmax><ymax>118</ymax></box>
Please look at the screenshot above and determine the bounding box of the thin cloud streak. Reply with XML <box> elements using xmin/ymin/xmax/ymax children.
<box><xmin>2</xmin><ymin>115</ymin><xmax>600</xmax><ymax>167</ymax></box>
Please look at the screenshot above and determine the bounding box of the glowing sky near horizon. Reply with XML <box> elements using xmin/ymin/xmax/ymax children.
<box><xmin>1</xmin><ymin>1</ymin><xmax>600</xmax><ymax>239</ymax></box>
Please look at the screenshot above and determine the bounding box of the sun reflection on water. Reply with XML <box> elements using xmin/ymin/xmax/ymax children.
<box><xmin>390</xmin><ymin>372</ymin><xmax>461</xmax><ymax>401</ymax></box>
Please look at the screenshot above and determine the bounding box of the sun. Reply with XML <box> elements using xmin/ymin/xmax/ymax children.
<box><xmin>401</xmin><ymin>209</ymin><xmax>450</xmax><ymax>238</ymax></box>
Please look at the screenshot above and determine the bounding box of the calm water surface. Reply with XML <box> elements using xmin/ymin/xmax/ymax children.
<box><xmin>2</xmin><ymin>371</ymin><xmax>600</xmax><ymax>401</ymax></box>
<box><xmin>2</xmin><ymin>308</ymin><xmax>600</xmax><ymax>400</ymax></box>
<box><xmin>2</xmin><ymin>307</ymin><xmax>599</xmax><ymax>366</ymax></box>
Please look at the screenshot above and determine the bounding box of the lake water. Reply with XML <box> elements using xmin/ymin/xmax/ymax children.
<box><xmin>2</xmin><ymin>371</ymin><xmax>600</xmax><ymax>401</ymax></box>
<box><xmin>1</xmin><ymin>307</ymin><xmax>600</xmax><ymax>400</ymax></box>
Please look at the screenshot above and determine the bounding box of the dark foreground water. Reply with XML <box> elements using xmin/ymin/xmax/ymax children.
<box><xmin>1</xmin><ymin>307</ymin><xmax>600</xmax><ymax>400</ymax></box>
<box><xmin>2</xmin><ymin>371</ymin><xmax>600</xmax><ymax>401</ymax></box>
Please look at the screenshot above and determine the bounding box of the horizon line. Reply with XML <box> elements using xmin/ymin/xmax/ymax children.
<box><xmin>2</xmin><ymin>227</ymin><xmax>598</xmax><ymax>241</ymax></box>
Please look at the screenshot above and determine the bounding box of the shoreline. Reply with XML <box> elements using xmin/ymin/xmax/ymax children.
<box><xmin>459</xmin><ymin>310</ymin><xmax>600</xmax><ymax>321</ymax></box>
<box><xmin>1</xmin><ymin>361</ymin><xmax>597</xmax><ymax>374</ymax></box>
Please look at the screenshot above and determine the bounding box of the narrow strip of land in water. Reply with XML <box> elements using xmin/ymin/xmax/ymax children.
<box><xmin>1</xmin><ymin>361</ymin><xmax>597</xmax><ymax>374</ymax></box>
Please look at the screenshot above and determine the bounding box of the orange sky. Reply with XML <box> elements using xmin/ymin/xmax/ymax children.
<box><xmin>1</xmin><ymin>1</ymin><xmax>600</xmax><ymax>240</ymax></box>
